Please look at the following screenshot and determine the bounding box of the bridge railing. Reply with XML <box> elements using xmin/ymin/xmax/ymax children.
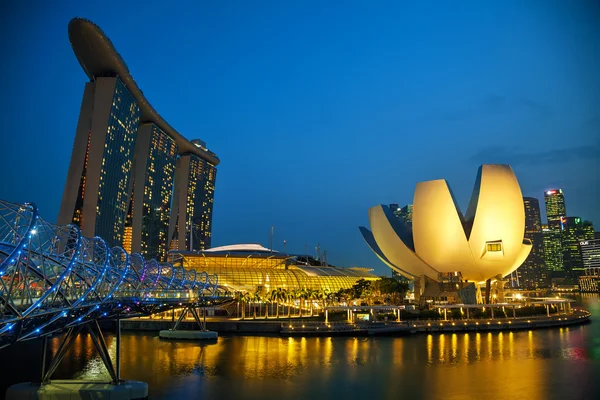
<box><xmin>0</xmin><ymin>200</ymin><xmax>223</xmax><ymax>349</ymax></box>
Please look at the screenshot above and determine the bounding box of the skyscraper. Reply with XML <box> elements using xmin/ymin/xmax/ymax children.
<box><xmin>561</xmin><ymin>217</ymin><xmax>595</xmax><ymax>277</ymax></box>
<box><xmin>393</xmin><ymin>204</ymin><xmax>413</xmax><ymax>227</ymax></box>
<box><xmin>169</xmin><ymin>146</ymin><xmax>217</xmax><ymax>251</ymax></box>
<box><xmin>388</xmin><ymin>203</ymin><xmax>413</xmax><ymax>278</ymax></box>
<box><xmin>543</xmin><ymin>189</ymin><xmax>566</xmax><ymax>275</ymax></box>
<box><xmin>128</xmin><ymin>124</ymin><xmax>178</xmax><ymax>260</ymax></box>
<box><xmin>580</xmin><ymin>239</ymin><xmax>600</xmax><ymax>269</ymax></box>
<box><xmin>544</xmin><ymin>189</ymin><xmax>566</xmax><ymax>230</ymax></box>
<box><xmin>58</xmin><ymin>76</ymin><xmax>140</xmax><ymax>247</ymax></box>
<box><xmin>59</xmin><ymin>18</ymin><xmax>219</xmax><ymax>253</ymax></box>
<box><xmin>514</xmin><ymin>197</ymin><xmax>547</xmax><ymax>288</ymax></box>
<box><xmin>542</xmin><ymin>224</ymin><xmax>563</xmax><ymax>273</ymax></box>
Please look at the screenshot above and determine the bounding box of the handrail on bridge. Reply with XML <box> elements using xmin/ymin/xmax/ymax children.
<box><xmin>0</xmin><ymin>200</ymin><xmax>227</xmax><ymax>349</ymax></box>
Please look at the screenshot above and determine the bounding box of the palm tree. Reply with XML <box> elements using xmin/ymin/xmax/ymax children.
<box><xmin>234</xmin><ymin>291</ymin><xmax>243</xmax><ymax>318</ymax></box>
<box><xmin>284</xmin><ymin>288</ymin><xmax>292</xmax><ymax>318</ymax></box>
<box><xmin>325</xmin><ymin>290</ymin><xmax>335</xmax><ymax>308</ymax></box>
<box><xmin>271</xmin><ymin>288</ymin><xmax>285</xmax><ymax>318</ymax></box>
<box><xmin>293</xmin><ymin>289</ymin><xmax>303</xmax><ymax>318</ymax></box>
<box><xmin>237</xmin><ymin>291</ymin><xmax>251</xmax><ymax>320</ymax></box>
<box><xmin>252</xmin><ymin>291</ymin><xmax>262</xmax><ymax>319</ymax></box>
<box><xmin>264</xmin><ymin>294</ymin><xmax>270</xmax><ymax>319</ymax></box>
<box><xmin>308</xmin><ymin>288</ymin><xmax>319</xmax><ymax>316</ymax></box>
<box><xmin>317</xmin><ymin>288</ymin><xmax>329</xmax><ymax>313</ymax></box>
<box><xmin>300</xmin><ymin>288</ymin><xmax>312</xmax><ymax>317</ymax></box>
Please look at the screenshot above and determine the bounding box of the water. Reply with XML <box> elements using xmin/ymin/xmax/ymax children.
<box><xmin>2</xmin><ymin>295</ymin><xmax>599</xmax><ymax>400</ymax></box>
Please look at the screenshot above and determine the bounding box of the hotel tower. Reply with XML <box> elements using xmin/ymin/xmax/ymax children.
<box><xmin>58</xmin><ymin>18</ymin><xmax>219</xmax><ymax>260</ymax></box>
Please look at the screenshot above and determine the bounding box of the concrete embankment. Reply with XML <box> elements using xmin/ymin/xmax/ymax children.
<box><xmin>122</xmin><ymin>319</ymin><xmax>282</xmax><ymax>334</ymax></box>
<box><xmin>122</xmin><ymin>311</ymin><xmax>591</xmax><ymax>337</ymax></box>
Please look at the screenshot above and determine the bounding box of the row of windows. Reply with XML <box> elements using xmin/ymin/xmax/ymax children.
<box><xmin>139</xmin><ymin>125</ymin><xmax>178</xmax><ymax>261</ymax></box>
<box><xmin>96</xmin><ymin>77</ymin><xmax>140</xmax><ymax>248</ymax></box>
<box><xmin>73</xmin><ymin>77</ymin><xmax>217</xmax><ymax>257</ymax></box>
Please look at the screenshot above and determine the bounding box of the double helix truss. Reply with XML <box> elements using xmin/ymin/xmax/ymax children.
<box><xmin>0</xmin><ymin>200</ymin><xmax>228</xmax><ymax>349</ymax></box>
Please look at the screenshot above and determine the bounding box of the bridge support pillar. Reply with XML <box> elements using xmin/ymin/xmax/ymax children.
<box><xmin>116</xmin><ymin>318</ymin><xmax>121</xmax><ymax>382</ymax></box>
<box><xmin>9</xmin><ymin>321</ymin><xmax>150</xmax><ymax>400</ymax></box>
<box><xmin>159</xmin><ymin>304</ymin><xmax>218</xmax><ymax>340</ymax></box>
<box><xmin>40</xmin><ymin>336</ymin><xmax>48</xmax><ymax>383</ymax></box>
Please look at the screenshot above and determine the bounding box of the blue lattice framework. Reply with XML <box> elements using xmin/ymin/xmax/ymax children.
<box><xmin>0</xmin><ymin>200</ymin><xmax>227</xmax><ymax>349</ymax></box>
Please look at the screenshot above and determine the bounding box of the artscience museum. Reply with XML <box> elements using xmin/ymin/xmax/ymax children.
<box><xmin>360</xmin><ymin>164</ymin><xmax>532</xmax><ymax>304</ymax></box>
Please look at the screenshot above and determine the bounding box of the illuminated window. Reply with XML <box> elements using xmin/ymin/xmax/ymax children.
<box><xmin>486</xmin><ymin>243</ymin><xmax>502</xmax><ymax>252</ymax></box>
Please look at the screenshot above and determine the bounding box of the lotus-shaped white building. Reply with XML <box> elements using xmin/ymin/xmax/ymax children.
<box><xmin>360</xmin><ymin>165</ymin><xmax>532</xmax><ymax>284</ymax></box>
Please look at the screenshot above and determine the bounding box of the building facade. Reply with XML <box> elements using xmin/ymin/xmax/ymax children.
<box><xmin>127</xmin><ymin>124</ymin><xmax>178</xmax><ymax>260</ymax></box>
<box><xmin>168</xmin><ymin>244</ymin><xmax>378</xmax><ymax>293</ymax></box>
<box><xmin>168</xmin><ymin>149</ymin><xmax>217</xmax><ymax>252</ymax></box>
<box><xmin>388</xmin><ymin>204</ymin><xmax>413</xmax><ymax>278</ymax></box>
<box><xmin>394</xmin><ymin>204</ymin><xmax>413</xmax><ymax>227</ymax></box>
<box><xmin>580</xmin><ymin>239</ymin><xmax>600</xmax><ymax>269</ymax></box>
<box><xmin>543</xmin><ymin>189</ymin><xmax>566</xmax><ymax>275</ymax></box>
<box><xmin>513</xmin><ymin>197</ymin><xmax>547</xmax><ymax>288</ymax></box>
<box><xmin>543</xmin><ymin>224</ymin><xmax>563</xmax><ymax>273</ymax></box>
<box><xmin>58</xmin><ymin>77</ymin><xmax>140</xmax><ymax>247</ymax></box>
<box><xmin>544</xmin><ymin>189</ymin><xmax>566</xmax><ymax>230</ymax></box>
<box><xmin>561</xmin><ymin>217</ymin><xmax>595</xmax><ymax>277</ymax></box>
<box><xmin>59</xmin><ymin>18</ymin><xmax>219</xmax><ymax>257</ymax></box>
<box><xmin>578</xmin><ymin>239</ymin><xmax>600</xmax><ymax>293</ymax></box>
<box><xmin>361</xmin><ymin>165</ymin><xmax>532</xmax><ymax>284</ymax></box>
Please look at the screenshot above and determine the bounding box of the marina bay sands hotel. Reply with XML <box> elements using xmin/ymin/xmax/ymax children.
<box><xmin>58</xmin><ymin>18</ymin><xmax>219</xmax><ymax>261</ymax></box>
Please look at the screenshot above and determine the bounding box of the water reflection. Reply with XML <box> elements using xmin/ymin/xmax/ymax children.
<box><xmin>42</xmin><ymin>325</ymin><xmax>597</xmax><ymax>399</ymax></box>
<box><xmin>1</xmin><ymin>295</ymin><xmax>598</xmax><ymax>399</ymax></box>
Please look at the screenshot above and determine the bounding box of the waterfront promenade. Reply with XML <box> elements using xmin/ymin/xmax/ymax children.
<box><xmin>2</xmin><ymin>297</ymin><xmax>599</xmax><ymax>400</ymax></box>
<box><xmin>120</xmin><ymin>308</ymin><xmax>591</xmax><ymax>336</ymax></box>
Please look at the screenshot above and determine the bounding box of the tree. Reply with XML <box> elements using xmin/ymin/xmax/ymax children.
<box><xmin>251</xmin><ymin>291</ymin><xmax>260</xmax><ymax>319</ymax></box>
<box><xmin>307</xmin><ymin>288</ymin><xmax>319</xmax><ymax>316</ymax></box>
<box><xmin>351</xmin><ymin>279</ymin><xmax>372</xmax><ymax>299</ymax></box>
<box><xmin>234</xmin><ymin>291</ymin><xmax>246</xmax><ymax>319</ymax></box>
<box><xmin>377</xmin><ymin>277</ymin><xmax>409</xmax><ymax>305</ymax></box>
<box><xmin>236</xmin><ymin>291</ymin><xmax>252</xmax><ymax>319</ymax></box>
<box><xmin>283</xmin><ymin>288</ymin><xmax>292</xmax><ymax>318</ymax></box>
<box><xmin>317</xmin><ymin>288</ymin><xmax>330</xmax><ymax>311</ymax></box>
<box><xmin>268</xmin><ymin>289</ymin><xmax>278</xmax><ymax>318</ymax></box>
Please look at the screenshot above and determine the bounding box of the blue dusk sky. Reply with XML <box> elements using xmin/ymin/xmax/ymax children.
<box><xmin>0</xmin><ymin>1</ymin><xmax>598</xmax><ymax>275</ymax></box>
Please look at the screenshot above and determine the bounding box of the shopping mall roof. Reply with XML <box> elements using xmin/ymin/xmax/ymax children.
<box><xmin>169</xmin><ymin>243</ymin><xmax>289</xmax><ymax>259</ymax></box>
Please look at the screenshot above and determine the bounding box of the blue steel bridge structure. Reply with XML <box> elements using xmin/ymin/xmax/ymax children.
<box><xmin>0</xmin><ymin>200</ymin><xmax>231</xmax><ymax>383</ymax></box>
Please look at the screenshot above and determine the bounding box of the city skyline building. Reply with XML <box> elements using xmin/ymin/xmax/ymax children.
<box><xmin>397</xmin><ymin>204</ymin><xmax>413</xmax><ymax>227</ymax></box>
<box><xmin>58</xmin><ymin>76</ymin><xmax>140</xmax><ymax>247</ymax></box>
<box><xmin>513</xmin><ymin>197</ymin><xmax>547</xmax><ymax>288</ymax></box>
<box><xmin>168</xmin><ymin>148</ymin><xmax>217</xmax><ymax>252</ymax></box>
<box><xmin>561</xmin><ymin>217</ymin><xmax>595</xmax><ymax>277</ymax></box>
<box><xmin>389</xmin><ymin>203</ymin><xmax>413</xmax><ymax>279</ymax></box>
<box><xmin>58</xmin><ymin>18</ymin><xmax>219</xmax><ymax>253</ymax></box>
<box><xmin>580</xmin><ymin>239</ymin><xmax>600</xmax><ymax>269</ymax></box>
<box><xmin>544</xmin><ymin>189</ymin><xmax>567</xmax><ymax>230</ymax></box>
<box><xmin>128</xmin><ymin>124</ymin><xmax>178</xmax><ymax>260</ymax></box>
<box><xmin>542</xmin><ymin>224</ymin><xmax>563</xmax><ymax>274</ymax></box>
<box><xmin>543</xmin><ymin>189</ymin><xmax>566</xmax><ymax>275</ymax></box>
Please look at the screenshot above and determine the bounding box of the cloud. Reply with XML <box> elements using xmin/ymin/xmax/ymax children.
<box><xmin>469</xmin><ymin>145</ymin><xmax>600</xmax><ymax>166</ymax></box>
<box><xmin>434</xmin><ymin>94</ymin><xmax>552</xmax><ymax>123</ymax></box>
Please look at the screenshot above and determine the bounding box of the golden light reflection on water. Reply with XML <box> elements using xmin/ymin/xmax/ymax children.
<box><xmin>41</xmin><ymin>320</ymin><xmax>598</xmax><ymax>400</ymax></box>
<box><xmin>462</xmin><ymin>333</ymin><xmax>469</xmax><ymax>363</ymax></box>
<box><xmin>451</xmin><ymin>333</ymin><xmax>457</xmax><ymax>361</ymax></box>
<box><xmin>427</xmin><ymin>334</ymin><xmax>433</xmax><ymax>364</ymax></box>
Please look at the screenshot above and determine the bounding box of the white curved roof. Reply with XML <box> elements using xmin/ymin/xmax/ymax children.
<box><xmin>204</xmin><ymin>244</ymin><xmax>276</xmax><ymax>253</ymax></box>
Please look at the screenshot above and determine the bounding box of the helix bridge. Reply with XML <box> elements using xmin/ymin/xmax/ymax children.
<box><xmin>0</xmin><ymin>199</ymin><xmax>232</xmax><ymax>383</ymax></box>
